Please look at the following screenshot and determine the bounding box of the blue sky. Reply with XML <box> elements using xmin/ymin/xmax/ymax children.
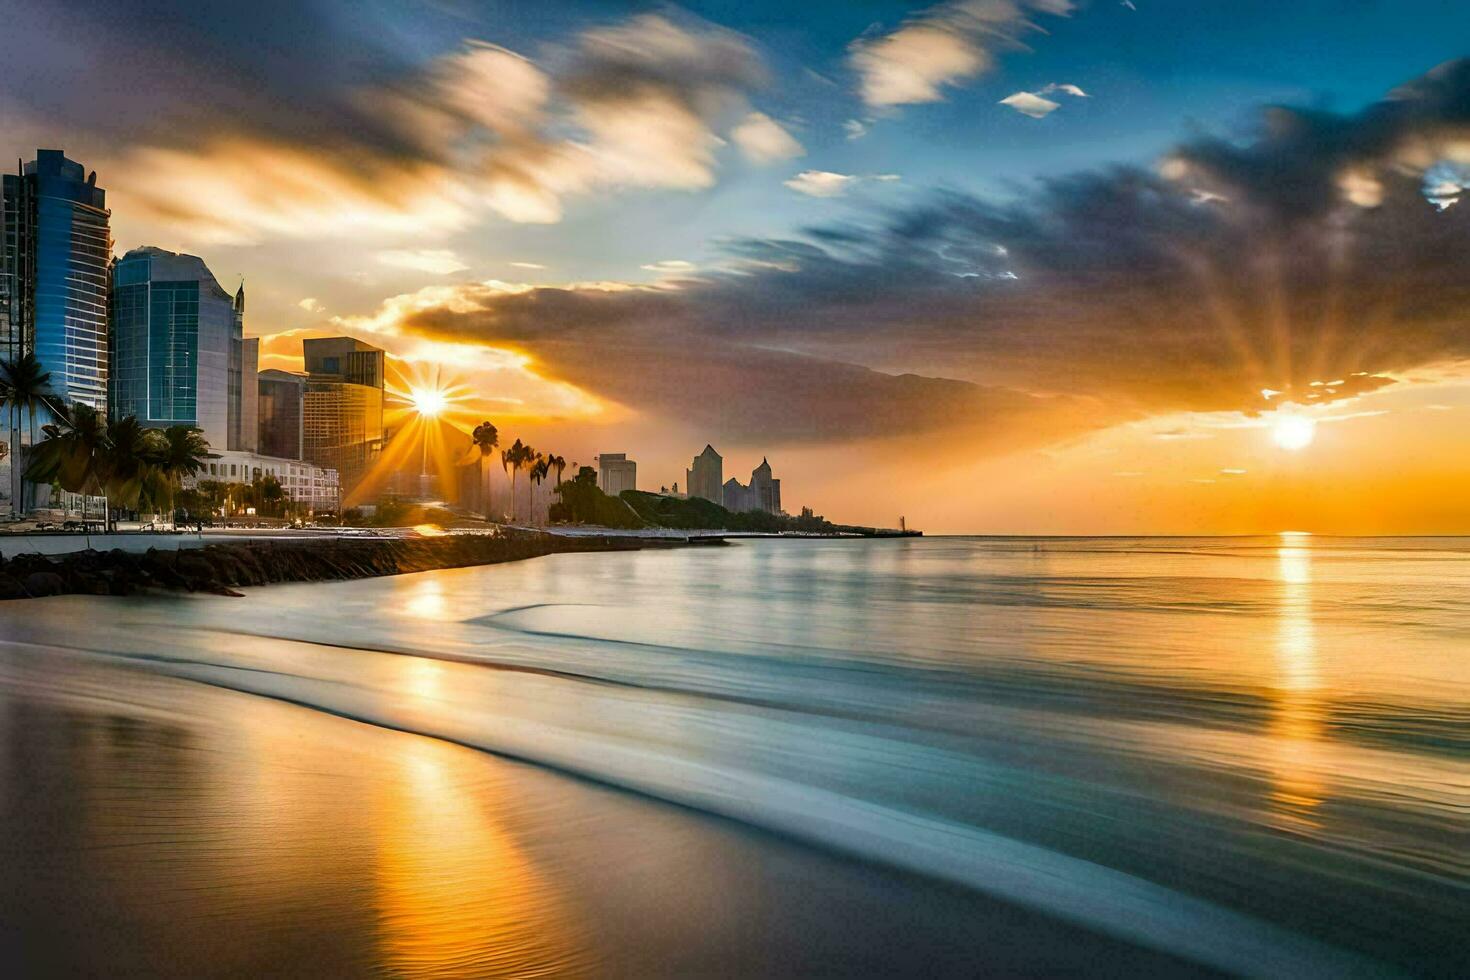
<box><xmin>3</xmin><ymin>1</ymin><xmax>1469</xmax><ymax>530</ymax></box>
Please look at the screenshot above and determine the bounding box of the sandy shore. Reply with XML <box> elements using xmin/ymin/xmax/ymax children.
<box><xmin>0</xmin><ymin>633</ymin><xmax>1203</xmax><ymax>977</ymax></box>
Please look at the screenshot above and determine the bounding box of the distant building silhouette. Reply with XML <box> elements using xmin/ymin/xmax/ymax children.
<box><xmin>686</xmin><ymin>444</ymin><xmax>723</xmax><ymax>505</ymax></box>
<box><xmin>722</xmin><ymin>457</ymin><xmax>782</xmax><ymax>514</ymax></box>
<box><xmin>596</xmin><ymin>453</ymin><xmax>637</xmax><ymax>496</ymax></box>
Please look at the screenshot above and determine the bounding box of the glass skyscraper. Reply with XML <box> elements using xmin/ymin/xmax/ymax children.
<box><xmin>1</xmin><ymin>150</ymin><xmax>111</xmax><ymax>408</ymax></box>
<box><xmin>109</xmin><ymin>247</ymin><xmax>251</xmax><ymax>452</ymax></box>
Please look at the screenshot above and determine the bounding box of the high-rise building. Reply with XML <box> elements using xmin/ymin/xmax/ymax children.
<box><xmin>723</xmin><ymin>457</ymin><xmax>782</xmax><ymax>514</ymax></box>
<box><xmin>304</xmin><ymin>336</ymin><xmax>384</xmax><ymax>388</ymax></box>
<box><xmin>596</xmin><ymin>453</ymin><xmax>637</xmax><ymax>496</ymax></box>
<box><xmin>2</xmin><ymin>150</ymin><xmax>111</xmax><ymax>408</ymax></box>
<box><xmin>109</xmin><ymin>247</ymin><xmax>254</xmax><ymax>452</ymax></box>
<box><xmin>257</xmin><ymin>369</ymin><xmax>305</xmax><ymax>460</ymax></box>
<box><xmin>685</xmin><ymin>444</ymin><xmax>723</xmax><ymax>505</ymax></box>
<box><xmin>303</xmin><ymin>337</ymin><xmax>385</xmax><ymax>496</ymax></box>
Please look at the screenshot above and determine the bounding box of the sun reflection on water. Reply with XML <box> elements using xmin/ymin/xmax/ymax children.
<box><xmin>1266</xmin><ymin>534</ymin><xmax>1327</xmax><ymax>827</ymax></box>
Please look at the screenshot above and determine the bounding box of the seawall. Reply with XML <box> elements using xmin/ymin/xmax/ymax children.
<box><xmin>0</xmin><ymin>531</ymin><xmax>669</xmax><ymax>601</ymax></box>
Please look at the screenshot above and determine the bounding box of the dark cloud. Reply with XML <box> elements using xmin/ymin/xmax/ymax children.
<box><xmin>2</xmin><ymin>4</ymin><xmax>799</xmax><ymax>237</ymax></box>
<box><xmin>382</xmin><ymin>61</ymin><xmax>1470</xmax><ymax>444</ymax></box>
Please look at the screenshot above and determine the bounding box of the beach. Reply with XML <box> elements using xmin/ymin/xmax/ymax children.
<box><xmin>1</xmin><ymin>537</ymin><xmax>1465</xmax><ymax>976</ymax></box>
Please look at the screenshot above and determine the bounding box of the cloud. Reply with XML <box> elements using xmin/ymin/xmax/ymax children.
<box><xmin>377</xmin><ymin>249</ymin><xmax>471</xmax><ymax>275</ymax></box>
<box><xmin>10</xmin><ymin>9</ymin><xmax>788</xmax><ymax>243</ymax></box>
<box><xmin>784</xmin><ymin>171</ymin><xmax>901</xmax><ymax>197</ymax></box>
<box><xmin>785</xmin><ymin>171</ymin><xmax>859</xmax><ymax>197</ymax></box>
<box><xmin>336</xmin><ymin>62</ymin><xmax>1470</xmax><ymax>453</ymax></box>
<box><xmin>848</xmin><ymin>0</ymin><xmax>1076</xmax><ymax>109</ymax></box>
<box><xmin>844</xmin><ymin>119</ymin><xmax>870</xmax><ymax>140</ymax></box>
<box><xmin>510</xmin><ymin>262</ymin><xmax>547</xmax><ymax>270</ymax></box>
<box><xmin>1000</xmin><ymin>81</ymin><xmax>1089</xmax><ymax>117</ymax></box>
<box><xmin>730</xmin><ymin>111</ymin><xmax>805</xmax><ymax>163</ymax></box>
<box><xmin>999</xmin><ymin>92</ymin><xmax>1061</xmax><ymax>118</ymax></box>
<box><xmin>297</xmin><ymin>297</ymin><xmax>325</xmax><ymax>314</ymax></box>
<box><xmin>640</xmin><ymin>260</ymin><xmax>699</xmax><ymax>273</ymax></box>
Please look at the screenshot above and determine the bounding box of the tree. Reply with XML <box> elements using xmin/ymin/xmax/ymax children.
<box><xmin>529</xmin><ymin>454</ymin><xmax>549</xmax><ymax>525</ymax></box>
<box><xmin>0</xmin><ymin>353</ymin><xmax>62</xmax><ymax>514</ymax></box>
<box><xmin>255</xmin><ymin>474</ymin><xmax>286</xmax><ymax>517</ymax></box>
<box><xmin>26</xmin><ymin>405</ymin><xmax>171</xmax><ymax>529</ymax></box>
<box><xmin>547</xmin><ymin>453</ymin><xmax>567</xmax><ymax>488</ymax></box>
<box><xmin>499</xmin><ymin>438</ymin><xmax>536</xmax><ymax>522</ymax></box>
<box><xmin>25</xmin><ymin>402</ymin><xmax>111</xmax><ymax>506</ymax></box>
<box><xmin>101</xmin><ymin>417</ymin><xmax>169</xmax><ymax>520</ymax></box>
<box><xmin>156</xmin><ymin>425</ymin><xmax>210</xmax><ymax>523</ymax></box>
<box><xmin>471</xmin><ymin>420</ymin><xmax>499</xmax><ymax>519</ymax></box>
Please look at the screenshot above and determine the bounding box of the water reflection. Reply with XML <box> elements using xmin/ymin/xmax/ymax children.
<box><xmin>373</xmin><ymin>736</ymin><xmax>579</xmax><ymax>976</ymax></box>
<box><xmin>1267</xmin><ymin>534</ymin><xmax>1326</xmax><ymax>827</ymax></box>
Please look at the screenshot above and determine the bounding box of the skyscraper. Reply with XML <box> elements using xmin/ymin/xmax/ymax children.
<box><xmin>302</xmin><ymin>337</ymin><xmax>385</xmax><ymax>496</ymax></box>
<box><xmin>257</xmin><ymin>369</ymin><xmax>306</xmax><ymax>460</ymax></box>
<box><xmin>686</xmin><ymin>444</ymin><xmax>723</xmax><ymax>505</ymax></box>
<box><xmin>2</xmin><ymin>150</ymin><xmax>111</xmax><ymax>408</ymax></box>
<box><xmin>109</xmin><ymin>246</ymin><xmax>253</xmax><ymax>451</ymax></box>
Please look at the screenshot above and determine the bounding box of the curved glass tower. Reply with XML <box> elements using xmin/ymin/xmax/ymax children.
<box><xmin>1</xmin><ymin>150</ymin><xmax>111</xmax><ymax>409</ymax></box>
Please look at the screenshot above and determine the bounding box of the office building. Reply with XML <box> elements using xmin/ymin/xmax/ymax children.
<box><xmin>235</xmin><ymin>335</ymin><xmax>258</xmax><ymax>452</ymax></box>
<box><xmin>596</xmin><ymin>453</ymin><xmax>637</xmax><ymax>497</ymax></box>
<box><xmin>190</xmin><ymin>450</ymin><xmax>339</xmax><ymax>510</ymax></box>
<box><xmin>257</xmin><ymin>368</ymin><xmax>305</xmax><ymax>460</ymax></box>
<box><xmin>685</xmin><ymin>444</ymin><xmax>723</xmax><ymax>505</ymax></box>
<box><xmin>1</xmin><ymin>150</ymin><xmax>111</xmax><ymax>407</ymax></box>
<box><xmin>109</xmin><ymin>247</ymin><xmax>254</xmax><ymax>451</ymax></box>
<box><xmin>303</xmin><ymin>337</ymin><xmax>385</xmax><ymax>495</ymax></box>
<box><xmin>721</xmin><ymin>457</ymin><xmax>782</xmax><ymax>514</ymax></box>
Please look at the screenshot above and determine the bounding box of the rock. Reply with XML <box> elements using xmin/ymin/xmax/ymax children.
<box><xmin>23</xmin><ymin>571</ymin><xmax>66</xmax><ymax>597</ymax></box>
<box><xmin>0</xmin><ymin>575</ymin><xmax>26</xmax><ymax>599</ymax></box>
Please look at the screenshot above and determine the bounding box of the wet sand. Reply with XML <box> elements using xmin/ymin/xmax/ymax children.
<box><xmin>0</xmin><ymin>644</ymin><xmax>1205</xmax><ymax>978</ymax></box>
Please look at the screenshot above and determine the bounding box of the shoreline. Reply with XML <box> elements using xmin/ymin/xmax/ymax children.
<box><xmin>0</xmin><ymin>530</ymin><xmax>687</xmax><ymax>601</ymax></box>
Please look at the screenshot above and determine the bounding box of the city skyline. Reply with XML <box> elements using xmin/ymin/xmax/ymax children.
<box><xmin>3</xmin><ymin>2</ymin><xmax>1469</xmax><ymax>531</ymax></box>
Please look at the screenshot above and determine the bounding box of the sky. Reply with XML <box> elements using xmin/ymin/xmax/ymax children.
<box><xmin>4</xmin><ymin>0</ymin><xmax>1469</xmax><ymax>533</ymax></box>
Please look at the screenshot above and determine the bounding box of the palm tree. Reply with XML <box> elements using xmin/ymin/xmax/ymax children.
<box><xmin>547</xmin><ymin>453</ymin><xmax>567</xmax><ymax>488</ymax></box>
<box><xmin>26</xmin><ymin>402</ymin><xmax>111</xmax><ymax>506</ymax></box>
<box><xmin>500</xmin><ymin>441</ymin><xmax>518</xmax><ymax>522</ymax></box>
<box><xmin>0</xmin><ymin>353</ymin><xmax>60</xmax><ymax>514</ymax></box>
<box><xmin>471</xmin><ymin>420</ymin><xmax>499</xmax><ymax>519</ymax></box>
<box><xmin>529</xmin><ymin>454</ymin><xmax>549</xmax><ymax>525</ymax></box>
<box><xmin>101</xmin><ymin>417</ymin><xmax>169</xmax><ymax>524</ymax></box>
<box><xmin>157</xmin><ymin>425</ymin><xmax>210</xmax><ymax>525</ymax></box>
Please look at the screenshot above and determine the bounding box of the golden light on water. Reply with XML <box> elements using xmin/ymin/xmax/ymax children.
<box><xmin>1266</xmin><ymin>533</ymin><xmax>1326</xmax><ymax>827</ymax></box>
<box><xmin>1271</xmin><ymin>414</ymin><xmax>1317</xmax><ymax>451</ymax></box>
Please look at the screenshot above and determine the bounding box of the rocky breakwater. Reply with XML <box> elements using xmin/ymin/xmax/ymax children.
<box><xmin>0</xmin><ymin>532</ymin><xmax>661</xmax><ymax>601</ymax></box>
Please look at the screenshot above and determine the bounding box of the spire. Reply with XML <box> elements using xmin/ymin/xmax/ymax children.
<box><xmin>234</xmin><ymin>279</ymin><xmax>245</xmax><ymax>314</ymax></box>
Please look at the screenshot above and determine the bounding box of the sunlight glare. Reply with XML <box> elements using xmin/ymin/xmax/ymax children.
<box><xmin>412</xmin><ymin>386</ymin><xmax>448</xmax><ymax>418</ymax></box>
<box><xmin>1271</xmin><ymin>414</ymin><xmax>1317</xmax><ymax>451</ymax></box>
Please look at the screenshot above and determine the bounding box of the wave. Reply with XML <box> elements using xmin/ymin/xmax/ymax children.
<box><xmin>2</xmin><ymin>635</ymin><xmax>1385</xmax><ymax>978</ymax></box>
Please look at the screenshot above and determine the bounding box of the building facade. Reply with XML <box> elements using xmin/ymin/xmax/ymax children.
<box><xmin>685</xmin><ymin>444</ymin><xmax>723</xmax><ymax>505</ymax></box>
<box><xmin>302</xmin><ymin>337</ymin><xmax>385</xmax><ymax>496</ymax></box>
<box><xmin>596</xmin><ymin>453</ymin><xmax>637</xmax><ymax>497</ymax></box>
<box><xmin>191</xmin><ymin>449</ymin><xmax>339</xmax><ymax>510</ymax></box>
<box><xmin>1</xmin><ymin>150</ymin><xmax>111</xmax><ymax>408</ymax></box>
<box><xmin>257</xmin><ymin>368</ymin><xmax>305</xmax><ymax>460</ymax></box>
<box><xmin>109</xmin><ymin>247</ymin><xmax>252</xmax><ymax>452</ymax></box>
<box><xmin>720</xmin><ymin>458</ymin><xmax>783</xmax><ymax>514</ymax></box>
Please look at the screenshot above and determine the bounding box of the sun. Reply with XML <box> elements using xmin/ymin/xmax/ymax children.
<box><xmin>410</xmin><ymin>386</ymin><xmax>448</xmax><ymax>418</ymax></box>
<box><xmin>1271</xmin><ymin>414</ymin><xmax>1317</xmax><ymax>451</ymax></box>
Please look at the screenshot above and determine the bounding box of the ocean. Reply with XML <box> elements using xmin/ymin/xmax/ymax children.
<box><xmin>0</xmin><ymin>535</ymin><xmax>1464</xmax><ymax>976</ymax></box>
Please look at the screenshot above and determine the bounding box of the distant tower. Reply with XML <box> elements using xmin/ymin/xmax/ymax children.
<box><xmin>685</xmin><ymin>444</ymin><xmax>723</xmax><ymax>505</ymax></box>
